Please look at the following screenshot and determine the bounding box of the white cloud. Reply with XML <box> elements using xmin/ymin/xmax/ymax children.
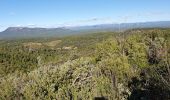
<box><xmin>17</xmin><ymin>25</ymin><xmax>21</xmax><ymax>27</ymax></box>
<box><xmin>134</xmin><ymin>11</ymin><xmax>170</xmax><ymax>18</ymax></box>
<box><xmin>61</xmin><ymin>17</ymin><xmax>116</xmax><ymax>26</ymax></box>
<box><xmin>0</xmin><ymin>26</ymin><xmax>7</xmax><ymax>32</ymax></box>
<box><xmin>76</xmin><ymin>17</ymin><xmax>114</xmax><ymax>23</ymax></box>
<box><xmin>116</xmin><ymin>12</ymin><xmax>170</xmax><ymax>23</ymax></box>
<box><xmin>146</xmin><ymin>12</ymin><xmax>167</xmax><ymax>16</ymax></box>
<box><xmin>27</xmin><ymin>24</ymin><xmax>37</xmax><ymax>27</ymax></box>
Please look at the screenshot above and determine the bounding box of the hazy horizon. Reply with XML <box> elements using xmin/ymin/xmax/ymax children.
<box><xmin>1</xmin><ymin>0</ymin><xmax>170</xmax><ymax>31</ymax></box>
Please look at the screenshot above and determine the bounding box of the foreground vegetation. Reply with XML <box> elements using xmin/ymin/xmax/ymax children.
<box><xmin>0</xmin><ymin>29</ymin><xmax>170</xmax><ymax>100</ymax></box>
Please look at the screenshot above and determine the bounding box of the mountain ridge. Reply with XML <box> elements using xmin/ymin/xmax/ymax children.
<box><xmin>1</xmin><ymin>21</ymin><xmax>170</xmax><ymax>39</ymax></box>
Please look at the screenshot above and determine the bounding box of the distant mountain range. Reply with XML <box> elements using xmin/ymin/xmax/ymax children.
<box><xmin>1</xmin><ymin>21</ymin><xmax>170</xmax><ymax>39</ymax></box>
<box><xmin>0</xmin><ymin>27</ymin><xmax>76</xmax><ymax>39</ymax></box>
<box><xmin>69</xmin><ymin>21</ymin><xmax>170</xmax><ymax>31</ymax></box>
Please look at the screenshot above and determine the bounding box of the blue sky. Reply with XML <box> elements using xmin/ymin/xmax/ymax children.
<box><xmin>0</xmin><ymin>0</ymin><xmax>170</xmax><ymax>31</ymax></box>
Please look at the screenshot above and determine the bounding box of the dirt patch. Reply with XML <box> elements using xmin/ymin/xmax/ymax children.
<box><xmin>44</xmin><ymin>40</ymin><xmax>62</xmax><ymax>47</ymax></box>
<box><xmin>23</xmin><ymin>42</ymin><xmax>43</xmax><ymax>49</ymax></box>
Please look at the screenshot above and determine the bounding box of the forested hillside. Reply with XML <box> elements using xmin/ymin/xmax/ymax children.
<box><xmin>0</xmin><ymin>29</ymin><xmax>170</xmax><ymax>100</ymax></box>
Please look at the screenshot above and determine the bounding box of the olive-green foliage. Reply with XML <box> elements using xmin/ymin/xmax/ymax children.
<box><xmin>0</xmin><ymin>29</ymin><xmax>170</xmax><ymax>100</ymax></box>
<box><xmin>125</xmin><ymin>34</ymin><xmax>148</xmax><ymax>68</ymax></box>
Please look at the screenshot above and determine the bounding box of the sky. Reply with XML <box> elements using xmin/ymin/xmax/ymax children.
<box><xmin>0</xmin><ymin>0</ymin><xmax>170</xmax><ymax>31</ymax></box>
